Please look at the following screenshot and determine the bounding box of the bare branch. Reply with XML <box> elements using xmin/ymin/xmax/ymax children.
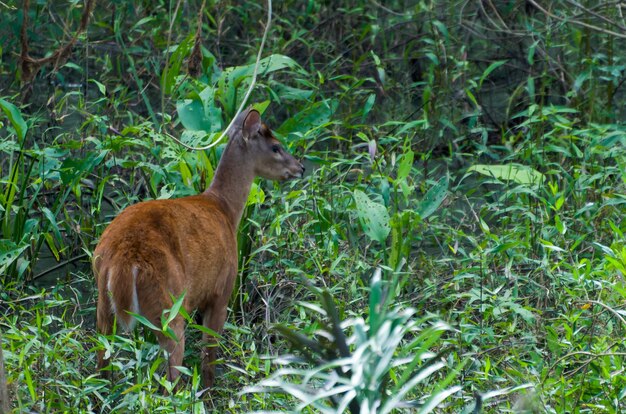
<box><xmin>528</xmin><ymin>0</ymin><xmax>626</xmax><ymax>39</ymax></box>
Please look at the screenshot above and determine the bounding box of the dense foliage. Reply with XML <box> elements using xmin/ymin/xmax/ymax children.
<box><xmin>1</xmin><ymin>0</ymin><xmax>626</xmax><ymax>412</ymax></box>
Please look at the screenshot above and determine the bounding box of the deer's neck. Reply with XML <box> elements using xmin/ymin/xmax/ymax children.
<box><xmin>205</xmin><ymin>140</ymin><xmax>255</xmax><ymax>229</ymax></box>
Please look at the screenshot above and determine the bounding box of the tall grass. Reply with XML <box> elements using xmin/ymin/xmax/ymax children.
<box><xmin>1</xmin><ymin>0</ymin><xmax>626</xmax><ymax>412</ymax></box>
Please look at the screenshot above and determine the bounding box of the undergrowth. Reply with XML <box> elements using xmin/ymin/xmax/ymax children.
<box><xmin>1</xmin><ymin>0</ymin><xmax>626</xmax><ymax>412</ymax></box>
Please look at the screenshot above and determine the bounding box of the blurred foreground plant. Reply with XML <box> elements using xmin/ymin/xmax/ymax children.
<box><xmin>244</xmin><ymin>269</ymin><xmax>466</xmax><ymax>413</ymax></box>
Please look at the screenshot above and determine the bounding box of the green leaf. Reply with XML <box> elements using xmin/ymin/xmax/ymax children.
<box><xmin>177</xmin><ymin>85</ymin><xmax>223</xmax><ymax>132</ymax></box>
<box><xmin>250</xmin><ymin>100</ymin><xmax>271</xmax><ymax>115</ymax></box>
<box><xmin>43</xmin><ymin>232</ymin><xmax>60</xmax><ymax>261</ymax></box>
<box><xmin>162</xmin><ymin>33</ymin><xmax>194</xmax><ymax>95</ymax></box>
<box><xmin>189</xmin><ymin>323</ymin><xmax>221</xmax><ymax>339</ymax></box>
<box><xmin>246</xmin><ymin>182</ymin><xmax>266</xmax><ymax>206</ymax></box>
<box><xmin>164</xmin><ymin>292</ymin><xmax>186</xmax><ymax>328</ymax></box>
<box><xmin>178</xmin><ymin>161</ymin><xmax>193</xmax><ymax>187</ymax></box>
<box><xmin>218</xmin><ymin>54</ymin><xmax>302</xmax><ymax>115</ymax></box>
<box><xmin>468</xmin><ymin>163</ymin><xmax>545</xmax><ymax>186</ymax></box>
<box><xmin>23</xmin><ymin>364</ymin><xmax>37</xmax><ymax>401</ymax></box>
<box><xmin>90</xmin><ymin>79</ymin><xmax>106</xmax><ymax>95</ymax></box>
<box><xmin>128</xmin><ymin>312</ymin><xmax>160</xmax><ymax>331</ymax></box>
<box><xmin>0</xmin><ymin>240</ymin><xmax>29</xmax><ymax>275</ymax></box>
<box><xmin>527</xmin><ymin>40</ymin><xmax>538</xmax><ymax>65</ymax></box>
<box><xmin>396</xmin><ymin>149</ymin><xmax>414</xmax><ymax>182</ymax></box>
<box><xmin>362</xmin><ymin>93</ymin><xmax>376</xmax><ymax>120</ymax></box>
<box><xmin>199</xmin><ymin>85</ymin><xmax>223</xmax><ymax>132</ymax></box>
<box><xmin>465</xmin><ymin>88</ymin><xmax>478</xmax><ymax>108</ymax></box>
<box><xmin>416</xmin><ymin>176</ymin><xmax>449</xmax><ymax>220</ymax></box>
<box><xmin>369</xmin><ymin>268</ymin><xmax>384</xmax><ymax>333</ymax></box>
<box><xmin>479</xmin><ymin>60</ymin><xmax>507</xmax><ymax>89</ymax></box>
<box><xmin>176</xmin><ymin>99</ymin><xmax>213</xmax><ymax>132</ymax></box>
<box><xmin>353</xmin><ymin>190</ymin><xmax>390</xmax><ymax>243</ymax></box>
<box><xmin>276</xmin><ymin>99</ymin><xmax>337</xmax><ymax>137</ymax></box>
<box><xmin>432</xmin><ymin>20</ymin><xmax>449</xmax><ymax>38</ymax></box>
<box><xmin>272</xmin><ymin>84</ymin><xmax>313</xmax><ymax>101</ymax></box>
<box><xmin>0</xmin><ymin>98</ymin><xmax>27</xmax><ymax>141</ymax></box>
<box><xmin>59</xmin><ymin>151</ymin><xmax>107</xmax><ymax>185</ymax></box>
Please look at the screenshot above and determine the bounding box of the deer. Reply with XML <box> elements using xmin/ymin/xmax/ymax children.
<box><xmin>93</xmin><ymin>108</ymin><xmax>305</xmax><ymax>388</ymax></box>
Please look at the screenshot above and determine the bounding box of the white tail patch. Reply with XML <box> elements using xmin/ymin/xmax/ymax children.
<box><xmin>106</xmin><ymin>265</ymin><xmax>141</xmax><ymax>331</ymax></box>
<box><xmin>106</xmin><ymin>267</ymin><xmax>117</xmax><ymax>314</ymax></box>
<box><xmin>128</xmin><ymin>265</ymin><xmax>141</xmax><ymax>330</ymax></box>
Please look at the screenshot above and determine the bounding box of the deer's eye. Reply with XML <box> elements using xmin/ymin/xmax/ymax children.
<box><xmin>272</xmin><ymin>145</ymin><xmax>281</xmax><ymax>153</ymax></box>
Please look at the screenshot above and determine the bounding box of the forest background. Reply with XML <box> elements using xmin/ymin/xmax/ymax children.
<box><xmin>1</xmin><ymin>0</ymin><xmax>626</xmax><ymax>412</ymax></box>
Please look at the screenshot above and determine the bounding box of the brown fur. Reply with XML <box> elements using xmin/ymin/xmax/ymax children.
<box><xmin>94</xmin><ymin>109</ymin><xmax>304</xmax><ymax>388</ymax></box>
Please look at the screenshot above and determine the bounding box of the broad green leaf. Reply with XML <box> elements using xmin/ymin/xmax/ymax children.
<box><xmin>539</xmin><ymin>239</ymin><xmax>565</xmax><ymax>252</ymax></box>
<box><xmin>255</xmin><ymin>54</ymin><xmax>302</xmax><ymax>74</ymax></box>
<box><xmin>468</xmin><ymin>163</ymin><xmax>545</xmax><ymax>186</ymax></box>
<box><xmin>176</xmin><ymin>99</ymin><xmax>213</xmax><ymax>131</ymax></box>
<box><xmin>432</xmin><ymin>20</ymin><xmax>449</xmax><ymax>38</ymax></box>
<box><xmin>198</xmin><ymin>85</ymin><xmax>223</xmax><ymax>132</ymax></box>
<box><xmin>527</xmin><ymin>40</ymin><xmax>538</xmax><ymax>65</ymax></box>
<box><xmin>23</xmin><ymin>364</ymin><xmax>36</xmax><ymax>401</ymax></box>
<box><xmin>179</xmin><ymin>161</ymin><xmax>193</xmax><ymax>187</ymax></box>
<box><xmin>362</xmin><ymin>93</ymin><xmax>376</xmax><ymax>120</ymax></box>
<box><xmin>277</xmin><ymin>99</ymin><xmax>337</xmax><ymax>137</ymax></box>
<box><xmin>59</xmin><ymin>151</ymin><xmax>107</xmax><ymax>185</ymax></box>
<box><xmin>247</xmin><ymin>182</ymin><xmax>266</xmax><ymax>206</ymax></box>
<box><xmin>482</xmin><ymin>384</ymin><xmax>535</xmax><ymax>402</ymax></box>
<box><xmin>162</xmin><ymin>33</ymin><xmax>194</xmax><ymax>95</ymax></box>
<box><xmin>0</xmin><ymin>98</ymin><xmax>27</xmax><ymax>141</ymax></box>
<box><xmin>393</xmin><ymin>119</ymin><xmax>427</xmax><ymax>136</ymax></box>
<box><xmin>353</xmin><ymin>190</ymin><xmax>390</xmax><ymax>243</ymax></box>
<box><xmin>43</xmin><ymin>232</ymin><xmax>60</xmax><ymax>261</ymax></box>
<box><xmin>396</xmin><ymin>150</ymin><xmax>414</xmax><ymax>182</ymax></box>
<box><xmin>272</xmin><ymin>84</ymin><xmax>313</xmax><ymax>101</ymax></box>
<box><xmin>250</xmin><ymin>100</ymin><xmax>271</xmax><ymax>115</ymax></box>
<box><xmin>41</xmin><ymin>207</ymin><xmax>62</xmax><ymax>245</ymax></box>
<box><xmin>0</xmin><ymin>240</ymin><xmax>29</xmax><ymax>275</ymax></box>
<box><xmin>371</xmin><ymin>51</ymin><xmax>385</xmax><ymax>85</ymax></box>
<box><xmin>218</xmin><ymin>54</ymin><xmax>302</xmax><ymax>115</ymax></box>
<box><xmin>416</xmin><ymin>176</ymin><xmax>449</xmax><ymax>220</ymax></box>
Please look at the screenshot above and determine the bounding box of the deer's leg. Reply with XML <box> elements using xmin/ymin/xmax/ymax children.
<box><xmin>96</xmin><ymin>290</ymin><xmax>114</xmax><ymax>377</ymax></box>
<box><xmin>201</xmin><ymin>300</ymin><xmax>228</xmax><ymax>388</ymax></box>
<box><xmin>155</xmin><ymin>316</ymin><xmax>186</xmax><ymax>384</ymax></box>
<box><xmin>136</xmin><ymin>273</ymin><xmax>187</xmax><ymax>386</ymax></box>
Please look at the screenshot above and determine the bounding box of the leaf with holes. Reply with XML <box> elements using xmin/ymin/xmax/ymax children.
<box><xmin>353</xmin><ymin>190</ymin><xmax>390</xmax><ymax>243</ymax></box>
<box><xmin>0</xmin><ymin>240</ymin><xmax>29</xmax><ymax>276</ymax></box>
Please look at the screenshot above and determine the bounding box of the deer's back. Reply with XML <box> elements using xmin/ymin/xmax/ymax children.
<box><xmin>94</xmin><ymin>194</ymin><xmax>238</xmax><ymax>311</ymax></box>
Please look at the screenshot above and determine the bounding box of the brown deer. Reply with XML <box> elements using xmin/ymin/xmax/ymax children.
<box><xmin>93</xmin><ymin>108</ymin><xmax>304</xmax><ymax>388</ymax></box>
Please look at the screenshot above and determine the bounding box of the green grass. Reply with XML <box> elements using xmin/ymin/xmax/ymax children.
<box><xmin>1</xmin><ymin>0</ymin><xmax>626</xmax><ymax>412</ymax></box>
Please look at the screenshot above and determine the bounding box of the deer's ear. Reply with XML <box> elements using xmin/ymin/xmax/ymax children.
<box><xmin>242</xmin><ymin>110</ymin><xmax>261</xmax><ymax>141</ymax></box>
